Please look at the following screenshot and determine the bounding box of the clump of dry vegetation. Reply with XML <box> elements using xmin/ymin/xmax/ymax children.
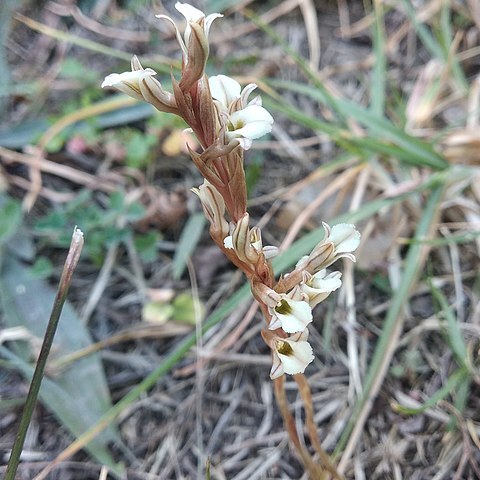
<box><xmin>1</xmin><ymin>1</ymin><xmax>480</xmax><ymax>479</ymax></box>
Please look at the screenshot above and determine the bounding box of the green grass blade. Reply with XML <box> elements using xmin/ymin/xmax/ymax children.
<box><xmin>371</xmin><ymin>0</ymin><xmax>386</xmax><ymax>117</ymax></box>
<box><xmin>430</xmin><ymin>281</ymin><xmax>468</xmax><ymax>367</ymax></box>
<box><xmin>438</xmin><ymin>1</ymin><xmax>468</xmax><ymax>91</ymax></box>
<box><xmin>394</xmin><ymin>366</ymin><xmax>469</xmax><ymax>414</ymax></box>
<box><xmin>267</xmin><ymin>79</ymin><xmax>448</xmax><ymax>170</ymax></box>
<box><xmin>173</xmin><ymin>213</ymin><xmax>206</xmax><ymax>280</ymax></box>
<box><xmin>400</xmin><ymin>0</ymin><xmax>444</xmax><ymax>59</ymax></box>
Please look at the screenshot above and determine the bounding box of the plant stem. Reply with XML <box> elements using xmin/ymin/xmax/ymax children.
<box><xmin>5</xmin><ymin>228</ymin><xmax>84</xmax><ymax>480</ymax></box>
<box><xmin>295</xmin><ymin>374</ymin><xmax>343</xmax><ymax>480</ymax></box>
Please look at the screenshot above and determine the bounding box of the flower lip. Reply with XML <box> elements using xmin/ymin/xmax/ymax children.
<box><xmin>269</xmin><ymin>296</ymin><xmax>313</xmax><ymax>333</ymax></box>
<box><xmin>226</xmin><ymin>105</ymin><xmax>274</xmax><ymax>142</ymax></box>
<box><xmin>277</xmin><ymin>338</ymin><xmax>314</xmax><ymax>375</ymax></box>
<box><xmin>269</xmin><ymin>330</ymin><xmax>315</xmax><ymax>378</ymax></box>
<box><xmin>329</xmin><ymin>223</ymin><xmax>361</xmax><ymax>253</ymax></box>
<box><xmin>301</xmin><ymin>270</ymin><xmax>342</xmax><ymax>309</ymax></box>
<box><xmin>101</xmin><ymin>68</ymin><xmax>157</xmax><ymax>89</ymax></box>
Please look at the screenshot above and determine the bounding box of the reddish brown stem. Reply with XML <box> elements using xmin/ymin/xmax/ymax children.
<box><xmin>273</xmin><ymin>377</ymin><xmax>329</xmax><ymax>479</ymax></box>
<box><xmin>295</xmin><ymin>374</ymin><xmax>344</xmax><ymax>480</ymax></box>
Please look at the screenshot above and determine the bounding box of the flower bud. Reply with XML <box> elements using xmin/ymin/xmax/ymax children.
<box><xmin>192</xmin><ymin>181</ymin><xmax>229</xmax><ymax>239</ymax></box>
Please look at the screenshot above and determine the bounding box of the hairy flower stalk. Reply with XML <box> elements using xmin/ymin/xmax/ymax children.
<box><xmin>102</xmin><ymin>3</ymin><xmax>360</xmax><ymax>477</ymax></box>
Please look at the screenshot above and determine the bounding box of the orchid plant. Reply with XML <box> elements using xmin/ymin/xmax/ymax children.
<box><xmin>102</xmin><ymin>3</ymin><xmax>360</xmax><ymax>477</ymax></box>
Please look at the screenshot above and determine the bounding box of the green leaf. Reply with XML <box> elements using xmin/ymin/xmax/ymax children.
<box><xmin>0</xmin><ymin>195</ymin><xmax>22</xmax><ymax>246</ymax></box>
<box><xmin>370</xmin><ymin>0</ymin><xmax>386</xmax><ymax>117</ymax></box>
<box><xmin>30</xmin><ymin>256</ymin><xmax>54</xmax><ymax>279</ymax></box>
<box><xmin>0</xmin><ymin>256</ymin><xmax>122</xmax><ymax>471</ymax></box>
<box><xmin>172</xmin><ymin>213</ymin><xmax>206</xmax><ymax>280</ymax></box>
<box><xmin>173</xmin><ymin>292</ymin><xmax>204</xmax><ymax>325</ymax></box>
<box><xmin>134</xmin><ymin>231</ymin><xmax>161</xmax><ymax>263</ymax></box>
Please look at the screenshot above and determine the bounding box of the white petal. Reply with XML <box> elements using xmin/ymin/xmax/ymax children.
<box><xmin>204</xmin><ymin>13</ymin><xmax>223</xmax><ymax>36</ymax></box>
<box><xmin>268</xmin><ymin>316</ymin><xmax>282</xmax><ymax>330</ymax></box>
<box><xmin>175</xmin><ymin>2</ymin><xmax>205</xmax><ymax>22</ymax></box>
<box><xmin>240</xmin><ymin>83</ymin><xmax>258</xmax><ymax>106</ymax></box>
<box><xmin>209</xmin><ymin>75</ymin><xmax>241</xmax><ymax>108</ymax></box>
<box><xmin>101</xmin><ymin>68</ymin><xmax>156</xmax><ymax>88</ymax></box>
<box><xmin>310</xmin><ymin>270</ymin><xmax>342</xmax><ymax>291</ymax></box>
<box><xmin>101</xmin><ymin>69</ymin><xmax>157</xmax><ymax>101</ymax></box>
<box><xmin>223</xmin><ymin>235</ymin><xmax>234</xmax><ymax>249</ymax></box>
<box><xmin>155</xmin><ymin>14</ymin><xmax>187</xmax><ymax>56</ymax></box>
<box><xmin>228</xmin><ymin>105</ymin><xmax>274</xmax><ymax>140</ymax></box>
<box><xmin>231</xmin><ymin>104</ymin><xmax>273</xmax><ymax>127</ymax></box>
<box><xmin>278</xmin><ymin>341</ymin><xmax>314</xmax><ymax>375</ymax></box>
<box><xmin>229</xmin><ymin>119</ymin><xmax>273</xmax><ymax>140</ymax></box>
<box><xmin>235</xmin><ymin>137</ymin><xmax>253</xmax><ymax>150</ymax></box>
<box><xmin>275</xmin><ymin>299</ymin><xmax>312</xmax><ymax>333</ymax></box>
<box><xmin>262</xmin><ymin>246</ymin><xmax>279</xmax><ymax>259</ymax></box>
<box><xmin>329</xmin><ymin>224</ymin><xmax>361</xmax><ymax>253</ymax></box>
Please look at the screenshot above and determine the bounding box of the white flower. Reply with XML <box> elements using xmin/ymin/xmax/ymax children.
<box><xmin>175</xmin><ymin>2</ymin><xmax>222</xmax><ymax>41</ymax></box>
<box><xmin>101</xmin><ymin>68</ymin><xmax>157</xmax><ymax>101</ymax></box>
<box><xmin>156</xmin><ymin>3</ymin><xmax>222</xmax><ymax>60</ymax></box>
<box><xmin>295</xmin><ymin>222</ymin><xmax>361</xmax><ymax>274</ymax></box>
<box><xmin>270</xmin><ymin>330</ymin><xmax>315</xmax><ymax>379</ymax></box>
<box><xmin>209</xmin><ymin>75</ymin><xmax>260</xmax><ymax>111</ymax></box>
<box><xmin>301</xmin><ymin>270</ymin><xmax>342</xmax><ymax>309</ymax></box>
<box><xmin>101</xmin><ymin>56</ymin><xmax>177</xmax><ymax>113</ymax></box>
<box><xmin>226</xmin><ymin>105</ymin><xmax>274</xmax><ymax>149</ymax></box>
<box><xmin>192</xmin><ymin>181</ymin><xmax>229</xmax><ymax>238</ymax></box>
<box><xmin>329</xmin><ymin>223</ymin><xmax>361</xmax><ymax>254</ymax></box>
<box><xmin>268</xmin><ymin>294</ymin><xmax>313</xmax><ymax>333</ymax></box>
<box><xmin>207</xmin><ymin>74</ymin><xmax>273</xmax><ymax>149</ymax></box>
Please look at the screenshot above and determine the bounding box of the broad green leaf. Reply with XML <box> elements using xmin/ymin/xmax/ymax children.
<box><xmin>0</xmin><ymin>196</ymin><xmax>22</xmax><ymax>246</ymax></box>
<box><xmin>0</xmin><ymin>255</ymin><xmax>123</xmax><ymax>472</ymax></box>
